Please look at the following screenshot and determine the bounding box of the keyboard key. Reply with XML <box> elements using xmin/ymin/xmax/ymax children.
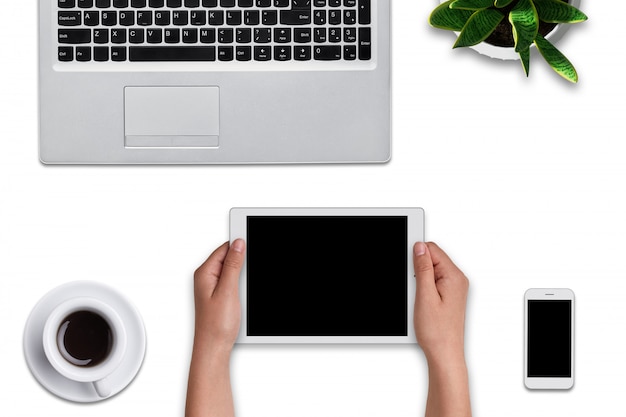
<box><xmin>111</xmin><ymin>28</ymin><xmax>127</xmax><ymax>43</ymax></box>
<box><xmin>328</xmin><ymin>0</ymin><xmax>340</xmax><ymax>6</ymax></box>
<box><xmin>328</xmin><ymin>27</ymin><xmax>340</xmax><ymax>42</ymax></box>
<box><xmin>292</xmin><ymin>0</ymin><xmax>311</xmax><ymax>9</ymax></box>
<box><xmin>129</xmin><ymin>46</ymin><xmax>216</xmax><ymax>61</ymax></box>
<box><xmin>137</xmin><ymin>11</ymin><xmax>152</xmax><ymax>25</ymax></box>
<box><xmin>344</xmin><ymin>45</ymin><xmax>356</xmax><ymax>60</ymax></box>
<box><xmin>220</xmin><ymin>0</ymin><xmax>236</xmax><ymax>6</ymax></box>
<box><xmin>191</xmin><ymin>10</ymin><xmax>207</xmax><ymax>25</ymax></box>
<box><xmin>236</xmin><ymin>28</ymin><xmax>251</xmax><ymax>43</ymax></box>
<box><xmin>58</xmin><ymin>29</ymin><xmax>91</xmax><ymax>44</ymax></box>
<box><xmin>254</xmin><ymin>46</ymin><xmax>271</xmax><ymax>61</ymax></box>
<box><xmin>226</xmin><ymin>10</ymin><xmax>242</xmax><ymax>25</ymax></box>
<box><xmin>314</xmin><ymin>0</ymin><xmax>325</xmax><ymax>6</ymax></box>
<box><xmin>58</xmin><ymin>46</ymin><xmax>73</xmax><ymax>61</ymax></box>
<box><xmin>84</xmin><ymin>11</ymin><xmax>100</xmax><ymax>26</ymax></box>
<box><xmin>218</xmin><ymin>46</ymin><xmax>233</xmax><ymax>61</ymax></box>
<box><xmin>185</xmin><ymin>0</ymin><xmax>200</xmax><ymax>7</ymax></box>
<box><xmin>274</xmin><ymin>0</ymin><xmax>289</xmax><ymax>7</ymax></box>
<box><xmin>256</xmin><ymin>0</ymin><xmax>271</xmax><ymax>6</ymax></box>
<box><xmin>129</xmin><ymin>28</ymin><xmax>145</xmax><ymax>43</ymax></box>
<box><xmin>113</xmin><ymin>0</ymin><xmax>129</xmax><ymax>7</ymax></box>
<box><xmin>238</xmin><ymin>0</ymin><xmax>253</xmax><ymax>6</ymax></box>
<box><xmin>147</xmin><ymin>28</ymin><xmax>162</xmax><ymax>42</ymax></box>
<box><xmin>111</xmin><ymin>46</ymin><xmax>127</xmax><ymax>61</ymax></box>
<box><xmin>208</xmin><ymin>10</ymin><xmax>224</xmax><ymax>25</ymax></box>
<box><xmin>262</xmin><ymin>10</ymin><xmax>277</xmax><ymax>25</ymax></box>
<box><xmin>314</xmin><ymin>27</ymin><xmax>326</xmax><ymax>43</ymax></box>
<box><xmin>94</xmin><ymin>28</ymin><xmax>109</xmax><ymax>43</ymax></box>
<box><xmin>254</xmin><ymin>28</ymin><xmax>271</xmax><ymax>43</ymax></box>
<box><xmin>96</xmin><ymin>0</ymin><xmax>111</xmax><ymax>6</ymax></box>
<box><xmin>344</xmin><ymin>0</ymin><xmax>356</xmax><ymax>6</ymax></box>
<box><xmin>236</xmin><ymin>46</ymin><xmax>251</xmax><ymax>61</ymax></box>
<box><xmin>314</xmin><ymin>10</ymin><xmax>325</xmax><ymax>25</ymax></box>
<box><xmin>344</xmin><ymin>9</ymin><xmax>356</xmax><ymax>25</ymax></box>
<box><xmin>294</xmin><ymin>45</ymin><xmax>311</xmax><ymax>60</ymax></box>
<box><xmin>58</xmin><ymin>12</ymin><xmax>81</xmax><ymax>27</ymax></box>
<box><xmin>59</xmin><ymin>0</ymin><xmax>76</xmax><ymax>8</ymax></box>
<box><xmin>314</xmin><ymin>45</ymin><xmax>340</xmax><ymax>60</ymax></box>
<box><xmin>76</xmin><ymin>46</ymin><xmax>91</xmax><ymax>61</ymax></box>
<box><xmin>183</xmin><ymin>28</ymin><xmax>198</xmax><ymax>43</ymax></box>
<box><xmin>344</xmin><ymin>27</ymin><xmax>356</xmax><ymax>42</ymax></box>
<box><xmin>358</xmin><ymin>0</ymin><xmax>370</xmax><ymax>25</ymax></box>
<box><xmin>328</xmin><ymin>10</ymin><xmax>340</xmax><ymax>25</ymax></box>
<box><xmin>217</xmin><ymin>28</ymin><xmax>233</xmax><ymax>43</ymax></box>
<box><xmin>131</xmin><ymin>0</ymin><xmax>147</xmax><ymax>7</ymax></box>
<box><xmin>149</xmin><ymin>0</ymin><xmax>165</xmax><ymax>7</ymax></box>
<box><xmin>173</xmin><ymin>10</ymin><xmax>189</xmax><ymax>25</ymax></box>
<box><xmin>294</xmin><ymin>28</ymin><xmax>311</xmax><ymax>43</ymax></box>
<box><xmin>167</xmin><ymin>0</ymin><xmax>182</xmax><ymax>6</ymax></box>
<box><xmin>165</xmin><ymin>28</ymin><xmax>180</xmax><ymax>42</ymax></box>
<box><xmin>244</xmin><ymin>10</ymin><xmax>259</xmax><ymax>25</ymax></box>
<box><xmin>120</xmin><ymin>11</ymin><xmax>135</xmax><ymax>25</ymax></box>
<box><xmin>274</xmin><ymin>28</ymin><xmax>290</xmax><ymax>43</ymax></box>
<box><xmin>94</xmin><ymin>46</ymin><xmax>109</xmax><ymax>61</ymax></box>
<box><xmin>200</xmin><ymin>28</ymin><xmax>216</xmax><ymax>43</ymax></box>
<box><xmin>155</xmin><ymin>10</ymin><xmax>171</xmax><ymax>25</ymax></box>
<box><xmin>280</xmin><ymin>10</ymin><xmax>310</xmax><ymax>25</ymax></box>
<box><xmin>78</xmin><ymin>0</ymin><xmax>94</xmax><ymax>8</ymax></box>
<box><xmin>274</xmin><ymin>46</ymin><xmax>291</xmax><ymax>61</ymax></box>
<box><xmin>358</xmin><ymin>27</ymin><xmax>370</xmax><ymax>60</ymax></box>
<box><xmin>102</xmin><ymin>11</ymin><xmax>117</xmax><ymax>25</ymax></box>
<box><xmin>202</xmin><ymin>0</ymin><xmax>218</xmax><ymax>6</ymax></box>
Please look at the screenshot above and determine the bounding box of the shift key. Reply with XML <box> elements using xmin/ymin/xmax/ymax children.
<box><xmin>58</xmin><ymin>29</ymin><xmax>91</xmax><ymax>44</ymax></box>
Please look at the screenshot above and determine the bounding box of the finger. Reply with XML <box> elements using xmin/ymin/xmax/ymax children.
<box><xmin>214</xmin><ymin>239</ymin><xmax>246</xmax><ymax>297</ymax></box>
<box><xmin>413</xmin><ymin>241</ymin><xmax>438</xmax><ymax>298</ymax></box>
<box><xmin>427</xmin><ymin>242</ymin><xmax>463</xmax><ymax>281</ymax></box>
<box><xmin>194</xmin><ymin>242</ymin><xmax>230</xmax><ymax>297</ymax></box>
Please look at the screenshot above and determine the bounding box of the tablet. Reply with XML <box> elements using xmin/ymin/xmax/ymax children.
<box><xmin>230</xmin><ymin>208</ymin><xmax>424</xmax><ymax>344</ymax></box>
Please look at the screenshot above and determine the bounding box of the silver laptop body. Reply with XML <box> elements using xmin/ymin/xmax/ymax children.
<box><xmin>39</xmin><ymin>0</ymin><xmax>390</xmax><ymax>164</ymax></box>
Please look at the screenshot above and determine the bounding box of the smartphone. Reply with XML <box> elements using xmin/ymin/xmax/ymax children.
<box><xmin>524</xmin><ymin>288</ymin><xmax>575</xmax><ymax>389</ymax></box>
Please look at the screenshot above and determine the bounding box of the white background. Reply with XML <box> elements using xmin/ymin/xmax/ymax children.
<box><xmin>1</xmin><ymin>1</ymin><xmax>625</xmax><ymax>416</ymax></box>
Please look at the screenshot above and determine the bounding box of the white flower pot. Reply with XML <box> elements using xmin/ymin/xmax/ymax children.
<box><xmin>438</xmin><ymin>0</ymin><xmax>582</xmax><ymax>60</ymax></box>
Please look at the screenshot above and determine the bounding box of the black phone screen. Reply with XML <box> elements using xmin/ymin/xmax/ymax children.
<box><xmin>246</xmin><ymin>216</ymin><xmax>408</xmax><ymax>337</ymax></box>
<box><xmin>527</xmin><ymin>300</ymin><xmax>572</xmax><ymax>377</ymax></box>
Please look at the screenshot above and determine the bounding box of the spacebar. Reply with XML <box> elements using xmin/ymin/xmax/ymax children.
<box><xmin>129</xmin><ymin>47</ymin><xmax>216</xmax><ymax>62</ymax></box>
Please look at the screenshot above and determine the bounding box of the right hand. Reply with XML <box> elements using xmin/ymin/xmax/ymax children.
<box><xmin>413</xmin><ymin>242</ymin><xmax>469</xmax><ymax>362</ymax></box>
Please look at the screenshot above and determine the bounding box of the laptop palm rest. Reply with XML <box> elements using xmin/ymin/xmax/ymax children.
<box><xmin>124</xmin><ymin>86</ymin><xmax>219</xmax><ymax>148</ymax></box>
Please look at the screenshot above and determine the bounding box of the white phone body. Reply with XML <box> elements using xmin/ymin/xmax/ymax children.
<box><xmin>524</xmin><ymin>288</ymin><xmax>575</xmax><ymax>390</ymax></box>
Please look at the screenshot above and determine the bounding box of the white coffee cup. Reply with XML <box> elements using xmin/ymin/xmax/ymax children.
<box><xmin>42</xmin><ymin>297</ymin><xmax>127</xmax><ymax>398</ymax></box>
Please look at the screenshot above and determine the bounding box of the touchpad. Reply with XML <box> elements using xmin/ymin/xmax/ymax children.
<box><xmin>124</xmin><ymin>86</ymin><xmax>219</xmax><ymax>148</ymax></box>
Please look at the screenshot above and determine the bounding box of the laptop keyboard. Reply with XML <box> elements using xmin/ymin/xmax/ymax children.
<box><xmin>56</xmin><ymin>0</ymin><xmax>374</xmax><ymax>64</ymax></box>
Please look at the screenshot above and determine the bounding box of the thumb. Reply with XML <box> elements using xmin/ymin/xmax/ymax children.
<box><xmin>413</xmin><ymin>242</ymin><xmax>437</xmax><ymax>298</ymax></box>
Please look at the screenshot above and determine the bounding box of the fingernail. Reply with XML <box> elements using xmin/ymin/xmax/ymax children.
<box><xmin>414</xmin><ymin>242</ymin><xmax>426</xmax><ymax>256</ymax></box>
<box><xmin>232</xmin><ymin>239</ymin><xmax>245</xmax><ymax>253</ymax></box>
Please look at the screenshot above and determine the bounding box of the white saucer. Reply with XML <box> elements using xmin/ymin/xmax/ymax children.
<box><xmin>24</xmin><ymin>281</ymin><xmax>146</xmax><ymax>403</ymax></box>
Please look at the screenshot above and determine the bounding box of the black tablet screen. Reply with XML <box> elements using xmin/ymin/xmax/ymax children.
<box><xmin>246</xmin><ymin>216</ymin><xmax>408</xmax><ymax>337</ymax></box>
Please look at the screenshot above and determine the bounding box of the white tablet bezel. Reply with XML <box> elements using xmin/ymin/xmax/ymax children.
<box><xmin>524</xmin><ymin>288</ymin><xmax>575</xmax><ymax>390</ymax></box>
<box><xmin>230</xmin><ymin>207</ymin><xmax>424</xmax><ymax>344</ymax></box>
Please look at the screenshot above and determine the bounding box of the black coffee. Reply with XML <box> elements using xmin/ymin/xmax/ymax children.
<box><xmin>58</xmin><ymin>311</ymin><xmax>113</xmax><ymax>367</ymax></box>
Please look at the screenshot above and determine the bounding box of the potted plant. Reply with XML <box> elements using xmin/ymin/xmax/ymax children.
<box><xmin>429</xmin><ymin>0</ymin><xmax>587</xmax><ymax>83</ymax></box>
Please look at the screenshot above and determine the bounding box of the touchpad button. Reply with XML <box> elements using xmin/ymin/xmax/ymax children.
<box><xmin>124</xmin><ymin>86</ymin><xmax>219</xmax><ymax>148</ymax></box>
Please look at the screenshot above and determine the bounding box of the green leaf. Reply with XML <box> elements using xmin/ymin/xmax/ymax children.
<box><xmin>534</xmin><ymin>34</ymin><xmax>578</xmax><ymax>83</ymax></box>
<box><xmin>533</xmin><ymin>0</ymin><xmax>588</xmax><ymax>24</ymax></box>
<box><xmin>519</xmin><ymin>47</ymin><xmax>530</xmax><ymax>77</ymax></box>
<box><xmin>450</xmin><ymin>0</ymin><xmax>494</xmax><ymax>10</ymax></box>
<box><xmin>429</xmin><ymin>0</ymin><xmax>474</xmax><ymax>31</ymax></box>
<box><xmin>453</xmin><ymin>9</ymin><xmax>504</xmax><ymax>48</ymax></box>
<box><xmin>494</xmin><ymin>0</ymin><xmax>514</xmax><ymax>7</ymax></box>
<box><xmin>509</xmin><ymin>0</ymin><xmax>539</xmax><ymax>52</ymax></box>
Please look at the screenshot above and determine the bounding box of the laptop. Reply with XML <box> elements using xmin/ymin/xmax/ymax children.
<box><xmin>39</xmin><ymin>0</ymin><xmax>391</xmax><ymax>164</ymax></box>
<box><xmin>230</xmin><ymin>207</ymin><xmax>423</xmax><ymax>343</ymax></box>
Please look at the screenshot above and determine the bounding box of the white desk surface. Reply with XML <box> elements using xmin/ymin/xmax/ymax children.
<box><xmin>1</xmin><ymin>2</ymin><xmax>624</xmax><ymax>416</ymax></box>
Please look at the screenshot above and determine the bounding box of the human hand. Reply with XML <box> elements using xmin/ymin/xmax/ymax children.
<box><xmin>413</xmin><ymin>242</ymin><xmax>469</xmax><ymax>363</ymax></box>
<box><xmin>193</xmin><ymin>239</ymin><xmax>246</xmax><ymax>353</ymax></box>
